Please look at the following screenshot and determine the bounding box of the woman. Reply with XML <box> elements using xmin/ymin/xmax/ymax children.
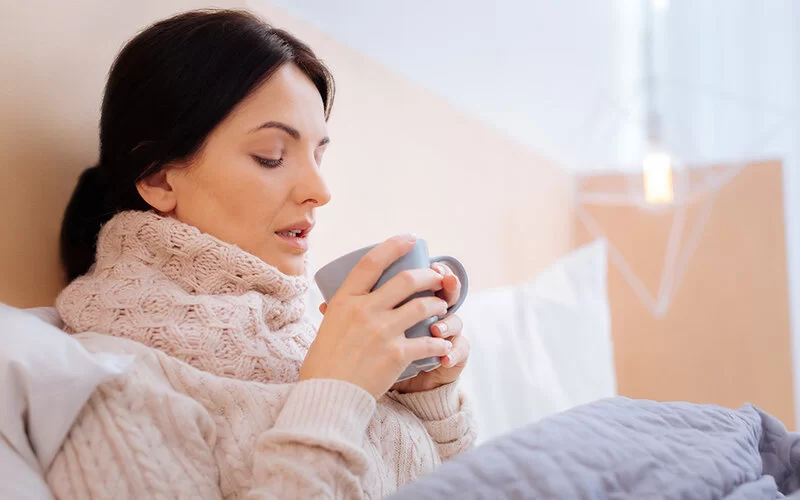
<box><xmin>49</xmin><ymin>8</ymin><xmax>474</xmax><ymax>500</ymax></box>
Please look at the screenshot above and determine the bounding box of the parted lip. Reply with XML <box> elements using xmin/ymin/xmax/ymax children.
<box><xmin>275</xmin><ymin>219</ymin><xmax>314</xmax><ymax>237</ymax></box>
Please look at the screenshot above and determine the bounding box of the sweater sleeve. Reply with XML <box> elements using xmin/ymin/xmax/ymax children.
<box><xmin>46</xmin><ymin>366</ymin><xmax>377</xmax><ymax>499</ymax></box>
<box><xmin>388</xmin><ymin>382</ymin><xmax>477</xmax><ymax>461</ymax></box>
<box><xmin>246</xmin><ymin>379</ymin><xmax>376</xmax><ymax>499</ymax></box>
<box><xmin>46</xmin><ymin>372</ymin><xmax>222</xmax><ymax>499</ymax></box>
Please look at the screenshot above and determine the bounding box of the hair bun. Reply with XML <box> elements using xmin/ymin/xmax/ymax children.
<box><xmin>83</xmin><ymin>165</ymin><xmax>109</xmax><ymax>189</ymax></box>
<box><xmin>60</xmin><ymin>165</ymin><xmax>114</xmax><ymax>281</ymax></box>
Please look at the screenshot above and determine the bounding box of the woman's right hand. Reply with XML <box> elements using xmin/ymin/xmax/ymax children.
<box><xmin>298</xmin><ymin>234</ymin><xmax>453</xmax><ymax>400</ymax></box>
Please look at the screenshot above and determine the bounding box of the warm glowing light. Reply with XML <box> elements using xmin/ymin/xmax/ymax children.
<box><xmin>643</xmin><ymin>151</ymin><xmax>674</xmax><ymax>204</ymax></box>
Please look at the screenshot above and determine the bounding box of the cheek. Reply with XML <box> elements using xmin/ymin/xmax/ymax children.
<box><xmin>220</xmin><ymin>173</ymin><xmax>287</xmax><ymax>240</ymax></box>
<box><xmin>201</xmin><ymin>154</ymin><xmax>273</xmax><ymax>206</ymax></box>
<box><xmin>227</xmin><ymin>173</ymin><xmax>292</xmax><ymax>260</ymax></box>
<box><xmin>244</xmin><ymin>180</ymin><xmax>286</xmax><ymax>228</ymax></box>
<box><xmin>176</xmin><ymin>157</ymin><xmax>286</xmax><ymax>247</ymax></box>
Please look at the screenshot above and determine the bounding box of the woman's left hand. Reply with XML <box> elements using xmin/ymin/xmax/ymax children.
<box><xmin>390</xmin><ymin>262</ymin><xmax>470</xmax><ymax>393</ymax></box>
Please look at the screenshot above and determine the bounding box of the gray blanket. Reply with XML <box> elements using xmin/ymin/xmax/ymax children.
<box><xmin>390</xmin><ymin>397</ymin><xmax>800</xmax><ymax>499</ymax></box>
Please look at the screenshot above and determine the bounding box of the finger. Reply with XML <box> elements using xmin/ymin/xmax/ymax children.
<box><xmin>392</xmin><ymin>296</ymin><xmax>449</xmax><ymax>331</ymax></box>
<box><xmin>431</xmin><ymin>262</ymin><xmax>450</xmax><ymax>277</ymax></box>
<box><xmin>430</xmin><ymin>313</ymin><xmax>463</xmax><ymax>338</ymax></box>
<box><xmin>441</xmin><ymin>333</ymin><xmax>470</xmax><ymax>368</ymax></box>
<box><xmin>401</xmin><ymin>335</ymin><xmax>452</xmax><ymax>364</ymax></box>
<box><xmin>372</xmin><ymin>267</ymin><xmax>444</xmax><ymax>309</ymax></box>
<box><xmin>432</xmin><ymin>263</ymin><xmax>461</xmax><ymax>307</ymax></box>
<box><xmin>319</xmin><ymin>302</ymin><xmax>327</xmax><ymax>315</ymax></box>
<box><xmin>339</xmin><ymin>234</ymin><xmax>417</xmax><ymax>295</ymax></box>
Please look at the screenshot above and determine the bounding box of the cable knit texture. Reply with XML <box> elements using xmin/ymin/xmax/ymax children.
<box><xmin>50</xmin><ymin>210</ymin><xmax>476</xmax><ymax>499</ymax></box>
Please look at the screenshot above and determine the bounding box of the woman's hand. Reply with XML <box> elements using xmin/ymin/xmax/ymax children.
<box><xmin>300</xmin><ymin>234</ymin><xmax>454</xmax><ymax>400</ymax></box>
<box><xmin>317</xmin><ymin>261</ymin><xmax>471</xmax><ymax>395</ymax></box>
<box><xmin>391</xmin><ymin>263</ymin><xmax>470</xmax><ymax>393</ymax></box>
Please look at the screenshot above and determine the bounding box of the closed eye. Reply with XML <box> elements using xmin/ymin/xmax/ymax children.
<box><xmin>253</xmin><ymin>155</ymin><xmax>284</xmax><ymax>168</ymax></box>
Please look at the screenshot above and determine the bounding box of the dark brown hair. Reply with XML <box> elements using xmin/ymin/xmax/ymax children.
<box><xmin>60</xmin><ymin>9</ymin><xmax>334</xmax><ymax>281</ymax></box>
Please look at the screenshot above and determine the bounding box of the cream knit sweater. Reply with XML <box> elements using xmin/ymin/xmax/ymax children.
<box><xmin>49</xmin><ymin>210</ymin><xmax>475</xmax><ymax>499</ymax></box>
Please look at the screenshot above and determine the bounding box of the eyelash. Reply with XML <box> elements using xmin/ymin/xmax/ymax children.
<box><xmin>253</xmin><ymin>155</ymin><xmax>284</xmax><ymax>169</ymax></box>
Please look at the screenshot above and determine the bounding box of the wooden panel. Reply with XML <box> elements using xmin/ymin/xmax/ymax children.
<box><xmin>575</xmin><ymin>161</ymin><xmax>795</xmax><ymax>427</ymax></box>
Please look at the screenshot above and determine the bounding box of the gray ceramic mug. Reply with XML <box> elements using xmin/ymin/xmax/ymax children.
<box><xmin>314</xmin><ymin>239</ymin><xmax>469</xmax><ymax>381</ymax></box>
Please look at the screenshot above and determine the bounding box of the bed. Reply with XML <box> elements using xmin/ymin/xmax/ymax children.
<box><xmin>390</xmin><ymin>397</ymin><xmax>800</xmax><ymax>499</ymax></box>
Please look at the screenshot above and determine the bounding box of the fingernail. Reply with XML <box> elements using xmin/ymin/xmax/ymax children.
<box><xmin>406</xmin><ymin>233</ymin><xmax>418</xmax><ymax>241</ymax></box>
<box><xmin>444</xmin><ymin>354</ymin><xmax>453</xmax><ymax>366</ymax></box>
<box><xmin>435</xmin><ymin>322</ymin><xmax>448</xmax><ymax>336</ymax></box>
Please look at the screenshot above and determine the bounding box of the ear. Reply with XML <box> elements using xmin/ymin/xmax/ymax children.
<box><xmin>136</xmin><ymin>167</ymin><xmax>178</xmax><ymax>213</ymax></box>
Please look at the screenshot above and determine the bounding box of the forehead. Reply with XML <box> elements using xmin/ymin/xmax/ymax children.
<box><xmin>223</xmin><ymin>63</ymin><xmax>327</xmax><ymax>134</ymax></box>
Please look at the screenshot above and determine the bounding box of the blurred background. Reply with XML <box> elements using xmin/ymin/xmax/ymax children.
<box><xmin>1</xmin><ymin>0</ymin><xmax>798</xmax><ymax>438</ymax></box>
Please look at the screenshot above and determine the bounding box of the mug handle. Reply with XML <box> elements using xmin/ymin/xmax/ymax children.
<box><xmin>429</xmin><ymin>255</ymin><xmax>469</xmax><ymax>319</ymax></box>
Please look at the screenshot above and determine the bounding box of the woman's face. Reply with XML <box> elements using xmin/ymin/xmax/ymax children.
<box><xmin>143</xmin><ymin>63</ymin><xmax>331</xmax><ymax>276</ymax></box>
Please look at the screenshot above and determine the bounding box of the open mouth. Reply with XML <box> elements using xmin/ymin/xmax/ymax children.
<box><xmin>276</xmin><ymin>229</ymin><xmax>307</xmax><ymax>238</ymax></box>
<box><xmin>274</xmin><ymin>223</ymin><xmax>313</xmax><ymax>251</ymax></box>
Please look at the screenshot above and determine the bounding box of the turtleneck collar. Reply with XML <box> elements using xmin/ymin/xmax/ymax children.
<box><xmin>95</xmin><ymin>210</ymin><xmax>309</xmax><ymax>329</ymax></box>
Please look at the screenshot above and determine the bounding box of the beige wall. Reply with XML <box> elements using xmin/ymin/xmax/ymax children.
<box><xmin>575</xmin><ymin>161</ymin><xmax>795</xmax><ymax>427</ymax></box>
<box><xmin>0</xmin><ymin>0</ymin><xmax>574</xmax><ymax>307</ymax></box>
<box><xmin>0</xmin><ymin>0</ymin><xmax>244</xmax><ymax>307</ymax></box>
<box><xmin>246</xmin><ymin>2</ymin><xmax>576</xmax><ymax>290</ymax></box>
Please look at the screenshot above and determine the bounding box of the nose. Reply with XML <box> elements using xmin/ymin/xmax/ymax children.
<box><xmin>296</xmin><ymin>159</ymin><xmax>331</xmax><ymax>207</ymax></box>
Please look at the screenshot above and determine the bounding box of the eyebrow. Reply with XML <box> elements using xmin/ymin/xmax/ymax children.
<box><xmin>249</xmin><ymin>121</ymin><xmax>330</xmax><ymax>146</ymax></box>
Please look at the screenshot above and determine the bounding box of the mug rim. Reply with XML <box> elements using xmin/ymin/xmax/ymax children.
<box><xmin>314</xmin><ymin>238</ymin><xmax>429</xmax><ymax>281</ymax></box>
<box><xmin>314</xmin><ymin>243</ymin><xmax>375</xmax><ymax>282</ymax></box>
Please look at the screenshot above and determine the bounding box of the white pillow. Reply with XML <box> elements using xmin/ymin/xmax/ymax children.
<box><xmin>0</xmin><ymin>434</ymin><xmax>52</xmax><ymax>500</ymax></box>
<box><xmin>22</xmin><ymin>307</ymin><xmax>64</xmax><ymax>329</ymax></box>
<box><xmin>0</xmin><ymin>304</ymin><xmax>133</xmax><ymax>498</ymax></box>
<box><xmin>457</xmin><ymin>240</ymin><xmax>615</xmax><ymax>444</ymax></box>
